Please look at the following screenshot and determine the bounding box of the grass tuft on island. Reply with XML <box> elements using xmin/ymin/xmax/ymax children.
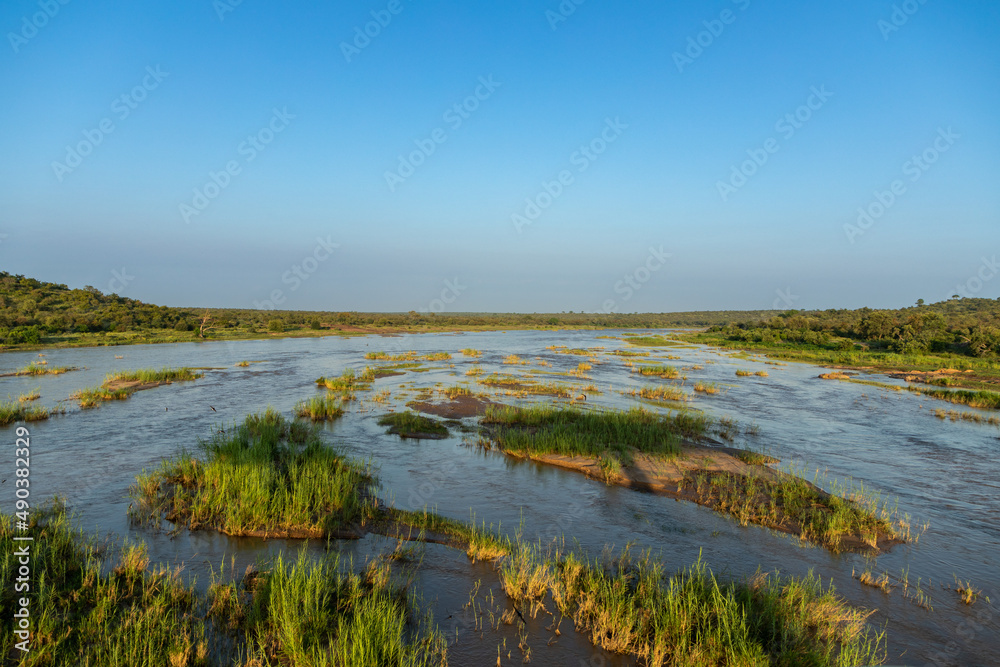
<box><xmin>681</xmin><ymin>469</ymin><xmax>909</xmax><ymax>552</ymax></box>
<box><xmin>0</xmin><ymin>501</ymin><xmax>213</xmax><ymax>665</ymax></box>
<box><xmin>480</xmin><ymin>405</ymin><xmax>707</xmax><ymax>465</ymax></box>
<box><xmin>378</xmin><ymin>411</ymin><xmax>449</xmax><ymax>439</ymax></box>
<box><xmin>294</xmin><ymin>394</ymin><xmax>345</xmax><ymax>422</ymax></box>
<box><xmin>498</xmin><ymin>541</ymin><xmax>884</xmax><ymax>667</ymax></box>
<box><xmin>209</xmin><ymin>548</ymin><xmax>448</xmax><ymax>666</ymax></box>
<box><xmin>131</xmin><ymin>408</ymin><xmax>375</xmax><ymax>538</ymax></box>
<box><xmin>12</xmin><ymin>362</ymin><xmax>77</xmax><ymax>376</ymax></box>
<box><xmin>0</xmin><ymin>400</ymin><xmax>62</xmax><ymax>426</ymax></box>
<box><xmin>71</xmin><ymin>366</ymin><xmax>203</xmax><ymax>408</ymax></box>
<box><xmin>0</xmin><ymin>501</ymin><xmax>446</xmax><ymax>666</ymax></box>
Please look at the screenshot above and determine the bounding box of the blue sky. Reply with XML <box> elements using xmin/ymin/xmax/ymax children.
<box><xmin>1</xmin><ymin>0</ymin><xmax>997</xmax><ymax>313</ymax></box>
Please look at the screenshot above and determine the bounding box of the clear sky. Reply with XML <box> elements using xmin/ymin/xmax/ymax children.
<box><xmin>1</xmin><ymin>0</ymin><xmax>997</xmax><ymax>313</ymax></box>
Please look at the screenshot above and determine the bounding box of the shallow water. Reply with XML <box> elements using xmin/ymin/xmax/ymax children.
<box><xmin>2</xmin><ymin>330</ymin><xmax>998</xmax><ymax>666</ymax></box>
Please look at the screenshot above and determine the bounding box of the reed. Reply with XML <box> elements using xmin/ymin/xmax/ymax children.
<box><xmin>683</xmin><ymin>469</ymin><xmax>908</xmax><ymax>553</ymax></box>
<box><xmin>0</xmin><ymin>501</ymin><xmax>210</xmax><ymax>666</ymax></box>
<box><xmin>15</xmin><ymin>362</ymin><xmax>75</xmax><ymax>376</ymax></box>
<box><xmin>623</xmin><ymin>385</ymin><xmax>690</xmax><ymax>402</ymax></box>
<box><xmin>500</xmin><ymin>542</ymin><xmax>884</xmax><ymax>667</ymax></box>
<box><xmin>294</xmin><ymin>394</ymin><xmax>345</xmax><ymax>421</ymax></box>
<box><xmin>933</xmin><ymin>408</ymin><xmax>1000</xmax><ymax>427</ymax></box>
<box><xmin>480</xmin><ymin>405</ymin><xmax>708</xmax><ymax>465</ymax></box>
<box><xmin>130</xmin><ymin>408</ymin><xmax>375</xmax><ymax>537</ymax></box>
<box><xmin>378</xmin><ymin>412</ymin><xmax>449</xmax><ymax>438</ymax></box>
<box><xmin>217</xmin><ymin>549</ymin><xmax>448</xmax><ymax>666</ymax></box>
<box><xmin>635</xmin><ymin>364</ymin><xmax>679</xmax><ymax>379</ymax></box>
<box><xmin>0</xmin><ymin>400</ymin><xmax>58</xmax><ymax>426</ymax></box>
<box><xmin>105</xmin><ymin>366</ymin><xmax>202</xmax><ymax>384</ymax></box>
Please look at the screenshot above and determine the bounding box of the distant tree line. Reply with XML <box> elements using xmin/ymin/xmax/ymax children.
<box><xmin>711</xmin><ymin>298</ymin><xmax>1000</xmax><ymax>357</ymax></box>
<box><xmin>2</xmin><ymin>272</ymin><xmax>997</xmax><ymax>357</ymax></box>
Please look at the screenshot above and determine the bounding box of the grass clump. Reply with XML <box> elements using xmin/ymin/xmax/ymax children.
<box><xmin>693</xmin><ymin>381</ymin><xmax>721</xmax><ymax>394</ymax></box>
<box><xmin>72</xmin><ymin>386</ymin><xmax>133</xmax><ymax>408</ymax></box>
<box><xmin>295</xmin><ymin>394</ymin><xmax>345</xmax><ymax>422</ymax></box>
<box><xmin>71</xmin><ymin>366</ymin><xmax>203</xmax><ymax>408</ymax></box>
<box><xmin>316</xmin><ymin>367</ymin><xmax>372</xmax><ymax>394</ymax></box>
<box><xmin>503</xmin><ymin>354</ymin><xmax>529</xmax><ymax>365</ymax></box>
<box><xmin>18</xmin><ymin>389</ymin><xmax>40</xmax><ymax>402</ymax></box>
<box><xmin>500</xmin><ymin>542</ymin><xmax>884</xmax><ymax>667</ymax></box>
<box><xmin>635</xmin><ymin>364</ymin><xmax>679</xmax><ymax>379</ymax></box>
<box><xmin>683</xmin><ymin>470</ymin><xmax>908</xmax><ymax>553</ymax></box>
<box><xmin>15</xmin><ymin>362</ymin><xmax>76</xmax><ymax>376</ymax></box>
<box><xmin>917</xmin><ymin>387</ymin><xmax>1000</xmax><ymax>410</ymax></box>
<box><xmin>131</xmin><ymin>408</ymin><xmax>375</xmax><ymax>537</ymax></box>
<box><xmin>736</xmin><ymin>370</ymin><xmax>754</xmax><ymax>377</ymax></box>
<box><xmin>422</xmin><ymin>352</ymin><xmax>452</xmax><ymax>361</ymax></box>
<box><xmin>378</xmin><ymin>411</ymin><xmax>449</xmax><ymax>439</ymax></box>
<box><xmin>933</xmin><ymin>408</ymin><xmax>1000</xmax><ymax>427</ymax></box>
<box><xmin>623</xmin><ymin>385</ymin><xmax>690</xmax><ymax>402</ymax></box>
<box><xmin>0</xmin><ymin>501</ymin><xmax>211</xmax><ymax>666</ymax></box>
<box><xmin>481</xmin><ymin>405</ymin><xmax>708</xmax><ymax>465</ymax></box>
<box><xmin>236</xmin><ymin>360</ymin><xmax>250</xmax><ymax>367</ymax></box>
<box><xmin>0</xmin><ymin>400</ymin><xmax>59</xmax><ymax>426</ymax></box>
<box><xmin>105</xmin><ymin>366</ymin><xmax>202</xmax><ymax>384</ymax></box>
<box><xmin>213</xmin><ymin>549</ymin><xmax>447</xmax><ymax>666</ymax></box>
<box><xmin>365</xmin><ymin>351</ymin><xmax>418</xmax><ymax>361</ymax></box>
<box><xmin>610</xmin><ymin>349</ymin><xmax>650</xmax><ymax>357</ymax></box>
<box><xmin>460</xmin><ymin>348</ymin><xmax>482</xmax><ymax>357</ymax></box>
<box><xmin>465</xmin><ymin>365</ymin><xmax>484</xmax><ymax>376</ymax></box>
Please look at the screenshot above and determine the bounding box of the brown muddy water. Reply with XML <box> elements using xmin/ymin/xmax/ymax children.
<box><xmin>2</xmin><ymin>330</ymin><xmax>998</xmax><ymax>666</ymax></box>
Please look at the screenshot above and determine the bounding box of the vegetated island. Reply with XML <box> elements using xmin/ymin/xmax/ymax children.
<box><xmin>121</xmin><ymin>408</ymin><xmax>885</xmax><ymax>666</ymax></box>
<box><xmin>475</xmin><ymin>405</ymin><xmax>912</xmax><ymax>554</ymax></box>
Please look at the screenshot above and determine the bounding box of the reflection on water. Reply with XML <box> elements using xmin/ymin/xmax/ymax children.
<box><xmin>2</xmin><ymin>330</ymin><xmax>997</xmax><ymax>666</ymax></box>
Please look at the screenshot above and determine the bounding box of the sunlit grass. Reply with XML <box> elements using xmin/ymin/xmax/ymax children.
<box><xmin>131</xmin><ymin>408</ymin><xmax>375</xmax><ymax>537</ymax></box>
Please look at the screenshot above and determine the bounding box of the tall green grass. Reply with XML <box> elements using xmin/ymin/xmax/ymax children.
<box><xmin>378</xmin><ymin>411</ymin><xmax>448</xmax><ymax>438</ymax></box>
<box><xmin>0</xmin><ymin>501</ymin><xmax>210</xmax><ymax>665</ymax></box>
<box><xmin>213</xmin><ymin>549</ymin><xmax>447</xmax><ymax>666</ymax></box>
<box><xmin>635</xmin><ymin>364</ymin><xmax>680</xmax><ymax>379</ymax></box>
<box><xmin>15</xmin><ymin>362</ymin><xmax>75</xmax><ymax>376</ymax></box>
<box><xmin>294</xmin><ymin>394</ymin><xmax>345</xmax><ymax>421</ymax></box>
<box><xmin>1</xmin><ymin>501</ymin><xmax>447</xmax><ymax>665</ymax></box>
<box><xmin>498</xmin><ymin>542</ymin><xmax>884</xmax><ymax>666</ymax></box>
<box><xmin>0</xmin><ymin>400</ymin><xmax>58</xmax><ymax>426</ymax></box>
<box><xmin>480</xmin><ymin>405</ymin><xmax>708</xmax><ymax>464</ymax></box>
<box><xmin>131</xmin><ymin>408</ymin><xmax>375</xmax><ymax>537</ymax></box>
<box><xmin>105</xmin><ymin>366</ymin><xmax>202</xmax><ymax>384</ymax></box>
<box><xmin>683</xmin><ymin>469</ymin><xmax>908</xmax><ymax>552</ymax></box>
